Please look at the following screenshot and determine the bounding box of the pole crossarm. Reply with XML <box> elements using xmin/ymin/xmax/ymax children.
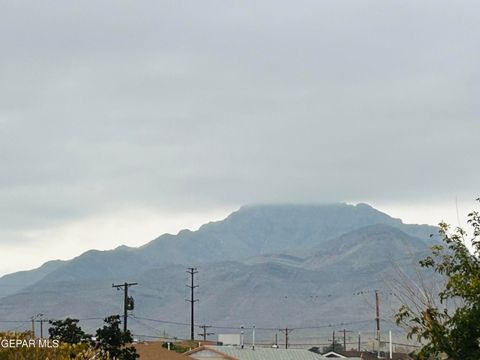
<box><xmin>112</xmin><ymin>282</ymin><xmax>138</xmax><ymax>333</ymax></box>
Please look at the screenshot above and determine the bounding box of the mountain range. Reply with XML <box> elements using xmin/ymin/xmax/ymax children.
<box><xmin>0</xmin><ymin>203</ymin><xmax>440</xmax><ymax>343</ymax></box>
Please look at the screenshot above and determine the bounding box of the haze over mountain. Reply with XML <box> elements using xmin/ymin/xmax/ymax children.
<box><xmin>0</xmin><ymin>203</ymin><xmax>439</xmax><ymax>341</ymax></box>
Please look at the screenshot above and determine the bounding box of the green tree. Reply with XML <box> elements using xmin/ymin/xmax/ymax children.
<box><xmin>395</xmin><ymin>200</ymin><xmax>480</xmax><ymax>360</ymax></box>
<box><xmin>49</xmin><ymin>318</ymin><xmax>91</xmax><ymax>344</ymax></box>
<box><xmin>95</xmin><ymin>315</ymin><xmax>138</xmax><ymax>360</ymax></box>
<box><xmin>322</xmin><ymin>342</ymin><xmax>345</xmax><ymax>353</ymax></box>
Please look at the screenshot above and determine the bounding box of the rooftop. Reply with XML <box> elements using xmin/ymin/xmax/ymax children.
<box><xmin>186</xmin><ymin>345</ymin><xmax>329</xmax><ymax>360</ymax></box>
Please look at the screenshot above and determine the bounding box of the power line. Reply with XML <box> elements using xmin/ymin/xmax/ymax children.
<box><xmin>132</xmin><ymin>316</ymin><xmax>191</xmax><ymax>327</ymax></box>
<box><xmin>10</xmin><ymin>285</ymin><xmax>115</xmax><ymax>296</ymax></box>
<box><xmin>7</xmin><ymin>322</ymin><xmax>30</xmax><ymax>332</ymax></box>
<box><xmin>129</xmin><ymin>315</ymin><xmax>165</xmax><ymax>338</ymax></box>
<box><xmin>124</xmin><ymin>315</ymin><xmax>376</xmax><ymax>332</ymax></box>
<box><xmin>0</xmin><ymin>317</ymin><xmax>106</xmax><ymax>324</ymax></box>
<box><xmin>293</xmin><ymin>319</ymin><xmax>373</xmax><ymax>330</ymax></box>
<box><xmin>0</xmin><ymin>315</ymin><xmax>385</xmax><ymax>333</ymax></box>
<box><xmin>0</xmin><ymin>320</ymin><xmax>33</xmax><ymax>323</ymax></box>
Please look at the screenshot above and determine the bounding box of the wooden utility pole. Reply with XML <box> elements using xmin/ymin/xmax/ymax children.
<box><xmin>281</xmin><ymin>328</ymin><xmax>292</xmax><ymax>349</ymax></box>
<box><xmin>332</xmin><ymin>330</ymin><xmax>336</xmax><ymax>352</ymax></box>
<box><xmin>186</xmin><ymin>268</ymin><xmax>199</xmax><ymax>341</ymax></box>
<box><xmin>241</xmin><ymin>325</ymin><xmax>244</xmax><ymax>348</ymax></box>
<box><xmin>112</xmin><ymin>282</ymin><xmax>138</xmax><ymax>333</ymax></box>
<box><xmin>285</xmin><ymin>328</ymin><xmax>289</xmax><ymax>349</ymax></box>
<box><xmin>39</xmin><ymin>318</ymin><xmax>44</xmax><ymax>338</ymax></box>
<box><xmin>375</xmin><ymin>290</ymin><xmax>381</xmax><ymax>355</ymax></box>
<box><xmin>342</xmin><ymin>329</ymin><xmax>353</xmax><ymax>350</ymax></box>
<box><xmin>30</xmin><ymin>313</ymin><xmax>43</xmax><ymax>338</ymax></box>
<box><xmin>198</xmin><ymin>325</ymin><xmax>214</xmax><ymax>341</ymax></box>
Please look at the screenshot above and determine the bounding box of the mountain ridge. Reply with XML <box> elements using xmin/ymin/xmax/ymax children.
<box><xmin>0</xmin><ymin>203</ymin><xmax>438</xmax><ymax>299</ymax></box>
<box><xmin>0</xmin><ymin>202</ymin><xmax>441</xmax><ymax>339</ymax></box>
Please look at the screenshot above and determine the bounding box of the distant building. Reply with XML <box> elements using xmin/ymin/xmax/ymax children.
<box><xmin>133</xmin><ymin>341</ymin><xmax>191</xmax><ymax>360</ymax></box>
<box><xmin>186</xmin><ymin>345</ymin><xmax>328</xmax><ymax>360</ymax></box>
<box><xmin>218</xmin><ymin>334</ymin><xmax>241</xmax><ymax>346</ymax></box>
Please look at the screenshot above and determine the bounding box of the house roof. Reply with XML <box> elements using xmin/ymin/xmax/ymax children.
<box><xmin>185</xmin><ymin>346</ymin><xmax>238</xmax><ymax>360</ymax></box>
<box><xmin>322</xmin><ymin>351</ymin><xmax>348</xmax><ymax>358</ymax></box>
<box><xmin>336</xmin><ymin>351</ymin><xmax>413</xmax><ymax>360</ymax></box>
<box><xmin>133</xmin><ymin>341</ymin><xmax>190</xmax><ymax>360</ymax></box>
<box><xmin>186</xmin><ymin>345</ymin><xmax>328</xmax><ymax>360</ymax></box>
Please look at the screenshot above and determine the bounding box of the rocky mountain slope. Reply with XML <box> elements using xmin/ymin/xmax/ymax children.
<box><xmin>0</xmin><ymin>203</ymin><xmax>439</xmax><ymax>341</ymax></box>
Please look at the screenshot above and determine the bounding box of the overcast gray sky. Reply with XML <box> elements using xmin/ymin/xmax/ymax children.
<box><xmin>0</xmin><ymin>1</ymin><xmax>478</xmax><ymax>274</ymax></box>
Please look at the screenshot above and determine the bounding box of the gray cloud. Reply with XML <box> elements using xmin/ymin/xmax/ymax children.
<box><xmin>0</xmin><ymin>0</ymin><xmax>478</xmax><ymax>240</ymax></box>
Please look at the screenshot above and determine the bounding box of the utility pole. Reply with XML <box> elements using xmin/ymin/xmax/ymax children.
<box><xmin>198</xmin><ymin>325</ymin><xmax>214</xmax><ymax>341</ymax></box>
<box><xmin>186</xmin><ymin>267</ymin><xmax>199</xmax><ymax>341</ymax></box>
<box><xmin>358</xmin><ymin>332</ymin><xmax>361</xmax><ymax>351</ymax></box>
<box><xmin>30</xmin><ymin>313</ymin><xmax>43</xmax><ymax>338</ymax></box>
<box><xmin>252</xmin><ymin>325</ymin><xmax>255</xmax><ymax>350</ymax></box>
<box><xmin>389</xmin><ymin>330</ymin><xmax>393</xmax><ymax>359</ymax></box>
<box><xmin>112</xmin><ymin>282</ymin><xmax>138</xmax><ymax>333</ymax></box>
<box><xmin>342</xmin><ymin>329</ymin><xmax>353</xmax><ymax>351</ymax></box>
<box><xmin>280</xmin><ymin>328</ymin><xmax>292</xmax><ymax>349</ymax></box>
<box><xmin>38</xmin><ymin>318</ymin><xmax>44</xmax><ymax>338</ymax></box>
<box><xmin>332</xmin><ymin>330</ymin><xmax>336</xmax><ymax>352</ymax></box>
<box><xmin>375</xmin><ymin>290</ymin><xmax>381</xmax><ymax>355</ymax></box>
<box><xmin>241</xmin><ymin>325</ymin><xmax>244</xmax><ymax>348</ymax></box>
